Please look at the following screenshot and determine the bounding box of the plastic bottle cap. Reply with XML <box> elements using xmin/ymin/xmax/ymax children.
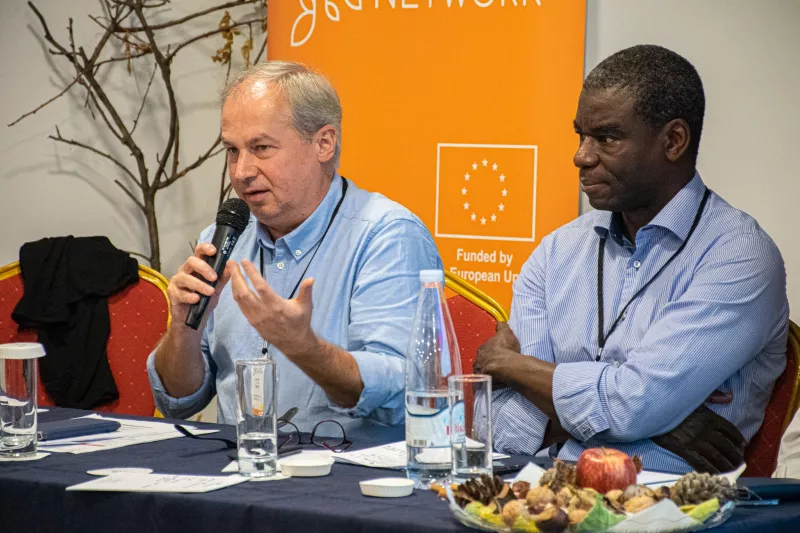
<box><xmin>419</xmin><ymin>270</ymin><xmax>444</xmax><ymax>283</ymax></box>
<box><xmin>0</xmin><ymin>343</ymin><xmax>45</xmax><ymax>360</ymax></box>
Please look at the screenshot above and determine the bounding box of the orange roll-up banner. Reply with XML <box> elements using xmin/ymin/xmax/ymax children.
<box><xmin>268</xmin><ymin>0</ymin><xmax>586</xmax><ymax>312</ymax></box>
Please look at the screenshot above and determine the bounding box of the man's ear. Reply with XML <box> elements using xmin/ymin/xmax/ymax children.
<box><xmin>315</xmin><ymin>125</ymin><xmax>337</xmax><ymax>165</ymax></box>
<box><xmin>663</xmin><ymin>118</ymin><xmax>691</xmax><ymax>162</ymax></box>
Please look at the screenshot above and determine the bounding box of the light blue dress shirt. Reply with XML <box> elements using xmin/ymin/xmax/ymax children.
<box><xmin>147</xmin><ymin>174</ymin><xmax>442</xmax><ymax>430</ymax></box>
<box><xmin>493</xmin><ymin>174</ymin><xmax>789</xmax><ymax>473</ymax></box>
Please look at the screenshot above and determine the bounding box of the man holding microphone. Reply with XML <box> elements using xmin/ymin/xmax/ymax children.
<box><xmin>148</xmin><ymin>61</ymin><xmax>441</xmax><ymax>430</ymax></box>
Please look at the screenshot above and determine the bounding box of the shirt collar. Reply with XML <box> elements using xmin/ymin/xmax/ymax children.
<box><xmin>257</xmin><ymin>173</ymin><xmax>344</xmax><ymax>261</ymax></box>
<box><xmin>593</xmin><ymin>173</ymin><xmax>706</xmax><ymax>244</ymax></box>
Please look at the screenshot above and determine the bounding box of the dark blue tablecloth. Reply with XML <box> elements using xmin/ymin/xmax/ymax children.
<box><xmin>0</xmin><ymin>408</ymin><xmax>797</xmax><ymax>533</ymax></box>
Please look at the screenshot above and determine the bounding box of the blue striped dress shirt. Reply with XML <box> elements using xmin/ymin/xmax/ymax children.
<box><xmin>493</xmin><ymin>174</ymin><xmax>789</xmax><ymax>473</ymax></box>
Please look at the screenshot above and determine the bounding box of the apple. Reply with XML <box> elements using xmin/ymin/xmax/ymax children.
<box><xmin>575</xmin><ymin>447</ymin><xmax>637</xmax><ymax>493</ymax></box>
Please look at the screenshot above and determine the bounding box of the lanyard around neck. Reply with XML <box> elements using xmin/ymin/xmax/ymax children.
<box><xmin>258</xmin><ymin>177</ymin><xmax>348</xmax><ymax>356</ymax></box>
<box><xmin>595</xmin><ymin>187</ymin><xmax>710</xmax><ymax>362</ymax></box>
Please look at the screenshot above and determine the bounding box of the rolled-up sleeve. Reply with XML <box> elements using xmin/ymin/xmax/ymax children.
<box><xmin>552</xmin><ymin>232</ymin><xmax>788</xmax><ymax>442</ymax></box>
<box><xmin>328</xmin><ymin>217</ymin><xmax>441</xmax><ymax>425</ymax></box>
<box><xmin>493</xmin><ymin>240</ymin><xmax>556</xmax><ymax>454</ymax></box>
<box><xmin>146</xmin><ymin>327</ymin><xmax>217</xmax><ymax>420</ymax></box>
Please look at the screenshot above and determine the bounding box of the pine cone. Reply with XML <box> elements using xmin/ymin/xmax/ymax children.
<box><xmin>540</xmin><ymin>460</ymin><xmax>577</xmax><ymax>493</ymax></box>
<box><xmin>454</xmin><ymin>474</ymin><xmax>508</xmax><ymax>508</ymax></box>
<box><xmin>670</xmin><ymin>472</ymin><xmax>736</xmax><ymax>506</ymax></box>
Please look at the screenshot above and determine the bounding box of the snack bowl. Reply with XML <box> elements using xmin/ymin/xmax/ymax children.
<box><xmin>360</xmin><ymin>477</ymin><xmax>415</xmax><ymax>498</ymax></box>
<box><xmin>279</xmin><ymin>456</ymin><xmax>335</xmax><ymax>477</ymax></box>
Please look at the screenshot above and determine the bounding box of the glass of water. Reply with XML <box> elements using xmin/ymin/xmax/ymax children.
<box><xmin>448</xmin><ymin>374</ymin><xmax>492</xmax><ymax>482</ymax></box>
<box><xmin>235</xmin><ymin>359</ymin><xmax>277</xmax><ymax>478</ymax></box>
<box><xmin>0</xmin><ymin>343</ymin><xmax>45</xmax><ymax>457</ymax></box>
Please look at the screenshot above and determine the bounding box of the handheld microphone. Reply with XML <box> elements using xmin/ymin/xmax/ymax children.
<box><xmin>185</xmin><ymin>198</ymin><xmax>251</xmax><ymax>330</ymax></box>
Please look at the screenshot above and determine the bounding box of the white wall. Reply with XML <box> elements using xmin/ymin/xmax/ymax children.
<box><xmin>581</xmin><ymin>0</ymin><xmax>800</xmax><ymax>317</ymax></box>
<box><xmin>1</xmin><ymin>0</ymin><xmax>797</xmax><ymax>315</ymax></box>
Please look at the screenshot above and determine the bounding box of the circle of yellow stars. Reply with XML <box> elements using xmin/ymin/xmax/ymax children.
<box><xmin>460</xmin><ymin>157</ymin><xmax>508</xmax><ymax>226</ymax></box>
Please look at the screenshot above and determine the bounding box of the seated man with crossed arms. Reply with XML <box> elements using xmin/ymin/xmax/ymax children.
<box><xmin>475</xmin><ymin>45</ymin><xmax>789</xmax><ymax>474</ymax></box>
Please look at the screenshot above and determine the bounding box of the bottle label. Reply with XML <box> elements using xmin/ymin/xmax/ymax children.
<box><xmin>450</xmin><ymin>400</ymin><xmax>466</xmax><ymax>444</ymax></box>
<box><xmin>406</xmin><ymin>401</ymin><xmax>463</xmax><ymax>448</ymax></box>
<box><xmin>251</xmin><ymin>372</ymin><xmax>264</xmax><ymax>417</ymax></box>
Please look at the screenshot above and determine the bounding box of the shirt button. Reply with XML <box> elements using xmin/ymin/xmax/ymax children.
<box><xmin>294</xmin><ymin>250</ymin><xmax>302</xmax><ymax>257</ymax></box>
<box><xmin>613</xmin><ymin>360</ymin><xmax>621</xmax><ymax>368</ymax></box>
<box><xmin>633</xmin><ymin>260</ymin><xmax>641</xmax><ymax>269</ymax></box>
<box><xmin>276</xmin><ymin>261</ymin><xmax>285</xmax><ymax>270</ymax></box>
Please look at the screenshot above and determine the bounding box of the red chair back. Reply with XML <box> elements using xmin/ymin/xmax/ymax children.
<box><xmin>445</xmin><ymin>273</ymin><xmax>509</xmax><ymax>434</ymax></box>
<box><xmin>0</xmin><ymin>262</ymin><xmax>170</xmax><ymax>416</ymax></box>
<box><xmin>744</xmin><ymin>321</ymin><xmax>800</xmax><ymax>477</ymax></box>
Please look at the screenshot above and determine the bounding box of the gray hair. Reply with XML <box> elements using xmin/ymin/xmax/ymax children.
<box><xmin>222</xmin><ymin>61</ymin><xmax>342</xmax><ymax>169</ymax></box>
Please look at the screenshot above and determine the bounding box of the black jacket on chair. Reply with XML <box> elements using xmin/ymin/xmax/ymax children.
<box><xmin>11</xmin><ymin>236</ymin><xmax>139</xmax><ymax>409</ymax></box>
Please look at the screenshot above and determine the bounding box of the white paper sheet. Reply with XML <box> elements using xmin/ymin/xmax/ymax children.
<box><xmin>38</xmin><ymin>414</ymin><xmax>218</xmax><ymax>454</ymax></box>
<box><xmin>334</xmin><ymin>441</ymin><xmax>509</xmax><ymax>469</ymax></box>
<box><xmin>609</xmin><ymin>498</ymin><xmax>699</xmax><ymax>533</ymax></box>
<box><xmin>513</xmin><ymin>462</ymin><xmax>547</xmax><ymax>485</ymax></box>
<box><xmin>66</xmin><ymin>472</ymin><xmax>248</xmax><ymax>493</ymax></box>
<box><xmin>638</xmin><ymin>470</ymin><xmax>682</xmax><ymax>487</ymax></box>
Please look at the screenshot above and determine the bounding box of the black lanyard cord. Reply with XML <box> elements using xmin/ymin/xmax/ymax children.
<box><xmin>258</xmin><ymin>177</ymin><xmax>348</xmax><ymax>356</ymax></box>
<box><xmin>596</xmin><ymin>187</ymin><xmax>710</xmax><ymax>362</ymax></box>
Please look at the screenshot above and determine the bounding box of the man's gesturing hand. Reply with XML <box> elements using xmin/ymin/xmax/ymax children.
<box><xmin>228</xmin><ymin>259</ymin><xmax>319</xmax><ymax>358</ymax></box>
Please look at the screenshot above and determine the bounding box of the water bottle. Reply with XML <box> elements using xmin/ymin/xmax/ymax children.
<box><xmin>406</xmin><ymin>269</ymin><xmax>462</xmax><ymax>488</ymax></box>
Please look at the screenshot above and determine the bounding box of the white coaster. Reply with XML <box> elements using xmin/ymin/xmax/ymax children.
<box><xmin>87</xmin><ymin>467</ymin><xmax>154</xmax><ymax>476</ymax></box>
<box><xmin>0</xmin><ymin>452</ymin><xmax>50</xmax><ymax>462</ymax></box>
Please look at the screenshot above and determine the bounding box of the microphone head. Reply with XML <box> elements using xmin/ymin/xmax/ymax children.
<box><xmin>216</xmin><ymin>198</ymin><xmax>250</xmax><ymax>233</ymax></box>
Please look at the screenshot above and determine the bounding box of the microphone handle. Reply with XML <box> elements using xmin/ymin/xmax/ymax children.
<box><xmin>185</xmin><ymin>224</ymin><xmax>242</xmax><ymax>330</ymax></box>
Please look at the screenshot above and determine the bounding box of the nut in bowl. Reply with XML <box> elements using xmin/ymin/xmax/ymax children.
<box><xmin>444</xmin><ymin>448</ymin><xmax>737</xmax><ymax>533</ymax></box>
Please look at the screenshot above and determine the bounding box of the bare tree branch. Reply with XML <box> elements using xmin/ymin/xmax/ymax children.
<box><xmin>49</xmin><ymin>126</ymin><xmax>137</xmax><ymax>184</ymax></box>
<box><xmin>28</xmin><ymin>2</ymin><xmax>135</xmax><ymax>147</ymax></box>
<box><xmin>130</xmin><ymin>3</ymin><xmax>177</xmax><ymax>190</ymax></box>
<box><xmin>81</xmin><ymin>83</ymin><xmax>124</xmax><ymax>141</ymax></box>
<box><xmin>118</xmin><ymin>0</ymin><xmax>257</xmax><ymax>32</ymax></box>
<box><xmin>160</xmin><ymin>136</ymin><xmax>224</xmax><ymax>190</ymax></box>
<box><xmin>114</xmin><ymin>179</ymin><xmax>146</xmax><ymax>211</ymax></box>
<box><xmin>218</xmin><ymin>154</ymin><xmax>233</xmax><ymax>208</ymax></box>
<box><xmin>253</xmin><ymin>32</ymin><xmax>267</xmax><ymax>64</ymax></box>
<box><xmin>130</xmin><ymin>60</ymin><xmax>158</xmax><ymax>135</ymax></box>
<box><xmin>167</xmin><ymin>19</ymin><xmax>261</xmax><ymax>62</ymax></box>
<box><xmin>170</xmin><ymin>118</ymin><xmax>181</xmax><ymax>177</ymax></box>
<box><xmin>94</xmin><ymin>49</ymin><xmax>152</xmax><ymax>68</ymax></box>
<box><xmin>19</xmin><ymin>0</ymin><xmax>266</xmax><ymax>271</ymax></box>
<box><xmin>7</xmin><ymin>77</ymin><xmax>80</xmax><ymax>127</ymax></box>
